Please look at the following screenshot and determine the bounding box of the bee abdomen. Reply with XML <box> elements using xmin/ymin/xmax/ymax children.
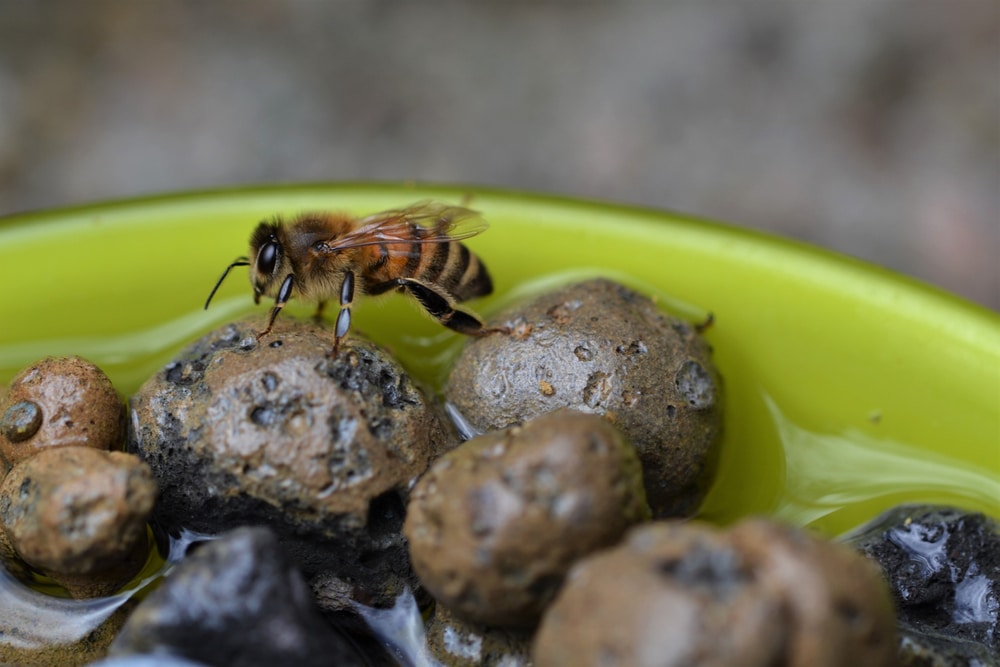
<box><xmin>449</xmin><ymin>244</ymin><xmax>493</xmax><ymax>302</ymax></box>
<box><xmin>403</xmin><ymin>241</ymin><xmax>491</xmax><ymax>303</ymax></box>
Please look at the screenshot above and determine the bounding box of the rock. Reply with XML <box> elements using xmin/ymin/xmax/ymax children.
<box><xmin>444</xmin><ymin>278</ymin><xmax>723</xmax><ymax>518</ymax></box>
<box><xmin>89</xmin><ymin>656</ymin><xmax>212</xmax><ymax>667</ymax></box>
<box><xmin>424</xmin><ymin>602</ymin><xmax>533</xmax><ymax>667</ymax></box>
<box><xmin>844</xmin><ymin>504</ymin><xmax>1000</xmax><ymax>666</ymax></box>
<box><xmin>0</xmin><ymin>446</ymin><xmax>156</xmax><ymax>598</ymax></box>
<box><xmin>128</xmin><ymin>318</ymin><xmax>459</xmax><ymax>608</ymax></box>
<box><xmin>730</xmin><ymin>519</ymin><xmax>899</xmax><ymax>667</ymax></box>
<box><xmin>110</xmin><ymin>526</ymin><xmax>364</xmax><ymax>667</ymax></box>
<box><xmin>0</xmin><ymin>356</ymin><xmax>125</xmax><ymax>468</ymax></box>
<box><xmin>405</xmin><ymin>409</ymin><xmax>650</xmax><ymax>628</ymax></box>
<box><xmin>534</xmin><ymin>519</ymin><xmax>897</xmax><ymax>667</ymax></box>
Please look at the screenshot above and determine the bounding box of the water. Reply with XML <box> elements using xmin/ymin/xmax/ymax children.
<box><xmin>0</xmin><ymin>269</ymin><xmax>997</xmax><ymax>660</ymax></box>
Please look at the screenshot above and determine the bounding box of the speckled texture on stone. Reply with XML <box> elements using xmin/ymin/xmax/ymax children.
<box><xmin>424</xmin><ymin>601</ymin><xmax>533</xmax><ymax>667</ymax></box>
<box><xmin>0</xmin><ymin>356</ymin><xmax>125</xmax><ymax>468</ymax></box>
<box><xmin>128</xmin><ymin>317</ymin><xmax>459</xmax><ymax>608</ymax></box>
<box><xmin>534</xmin><ymin>519</ymin><xmax>898</xmax><ymax>667</ymax></box>
<box><xmin>0</xmin><ymin>446</ymin><xmax>156</xmax><ymax>598</ymax></box>
<box><xmin>445</xmin><ymin>278</ymin><xmax>722</xmax><ymax>518</ymax></box>
<box><xmin>406</xmin><ymin>408</ymin><xmax>650</xmax><ymax>628</ymax></box>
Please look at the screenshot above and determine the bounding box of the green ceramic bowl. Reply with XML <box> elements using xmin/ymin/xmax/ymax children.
<box><xmin>1</xmin><ymin>183</ymin><xmax>997</xmax><ymax>536</ymax></box>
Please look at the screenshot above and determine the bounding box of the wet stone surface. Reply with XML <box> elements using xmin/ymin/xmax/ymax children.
<box><xmin>110</xmin><ymin>526</ymin><xmax>365</xmax><ymax>667</ymax></box>
<box><xmin>533</xmin><ymin>519</ymin><xmax>898</xmax><ymax>667</ymax></box>
<box><xmin>0</xmin><ymin>445</ymin><xmax>156</xmax><ymax>598</ymax></box>
<box><xmin>128</xmin><ymin>318</ymin><xmax>459</xmax><ymax>608</ymax></box>
<box><xmin>424</xmin><ymin>601</ymin><xmax>533</xmax><ymax>667</ymax></box>
<box><xmin>405</xmin><ymin>408</ymin><xmax>650</xmax><ymax>629</ymax></box>
<box><xmin>0</xmin><ymin>356</ymin><xmax>125</xmax><ymax>468</ymax></box>
<box><xmin>844</xmin><ymin>504</ymin><xmax>1000</xmax><ymax>666</ymax></box>
<box><xmin>0</xmin><ymin>579</ymin><xmax>135</xmax><ymax>667</ymax></box>
<box><xmin>445</xmin><ymin>278</ymin><xmax>723</xmax><ymax>518</ymax></box>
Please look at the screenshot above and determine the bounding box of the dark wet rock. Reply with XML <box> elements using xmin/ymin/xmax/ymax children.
<box><xmin>444</xmin><ymin>278</ymin><xmax>723</xmax><ymax>518</ymax></box>
<box><xmin>128</xmin><ymin>318</ymin><xmax>459</xmax><ymax>608</ymax></box>
<box><xmin>0</xmin><ymin>356</ymin><xmax>125</xmax><ymax>468</ymax></box>
<box><xmin>0</xmin><ymin>446</ymin><xmax>156</xmax><ymax>598</ymax></box>
<box><xmin>424</xmin><ymin>601</ymin><xmax>533</xmax><ymax>667</ymax></box>
<box><xmin>110</xmin><ymin>526</ymin><xmax>364</xmax><ymax>667</ymax></box>
<box><xmin>534</xmin><ymin>519</ymin><xmax>897</xmax><ymax>667</ymax></box>
<box><xmin>844</xmin><ymin>505</ymin><xmax>1000</xmax><ymax>666</ymax></box>
<box><xmin>405</xmin><ymin>409</ymin><xmax>650</xmax><ymax>628</ymax></box>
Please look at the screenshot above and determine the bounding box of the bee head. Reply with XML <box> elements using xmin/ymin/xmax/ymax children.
<box><xmin>249</xmin><ymin>221</ymin><xmax>286</xmax><ymax>304</ymax></box>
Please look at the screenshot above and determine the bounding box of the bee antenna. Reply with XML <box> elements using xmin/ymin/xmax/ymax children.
<box><xmin>205</xmin><ymin>257</ymin><xmax>251</xmax><ymax>310</ymax></box>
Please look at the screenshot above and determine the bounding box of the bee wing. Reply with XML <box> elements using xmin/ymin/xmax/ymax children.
<box><xmin>325</xmin><ymin>201</ymin><xmax>488</xmax><ymax>252</ymax></box>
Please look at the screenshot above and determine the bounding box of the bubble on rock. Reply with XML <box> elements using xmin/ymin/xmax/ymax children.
<box><xmin>0</xmin><ymin>356</ymin><xmax>125</xmax><ymax>467</ymax></box>
<box><xmin>0</xmin><ymin>400</ymin><xmax>43</xmax><ymax>444</ymax></box>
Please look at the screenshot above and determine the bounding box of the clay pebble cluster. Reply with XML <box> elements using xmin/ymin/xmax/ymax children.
<box><xmin>0</xmin><ymin>357</ymin><xmax>155</xmax><ymax>599</ymax></box>
<box><xmin>0</xmin><ymin>278</ymin><xmax>995</xmax><ymax>667</ymax></box>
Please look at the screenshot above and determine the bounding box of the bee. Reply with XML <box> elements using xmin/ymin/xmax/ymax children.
<box><xmin>204</xmin><ymin>200</ymin><xmax>503</xmax><ymax>354</ymax></box>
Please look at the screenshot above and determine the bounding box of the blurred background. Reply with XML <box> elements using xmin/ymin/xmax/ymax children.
<box><xmin>1</xmin><ymin>0</ymin><xmax>997</xmax><ymax>309</ymax></box>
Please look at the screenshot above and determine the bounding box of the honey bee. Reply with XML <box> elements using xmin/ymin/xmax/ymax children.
<box><xmin>204</xmin><ymin>201</ymin><xmax>502</xmax><ymax>353</ymax></box>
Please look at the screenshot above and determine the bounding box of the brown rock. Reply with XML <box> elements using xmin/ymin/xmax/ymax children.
<box><xmin>424</xmin><ymin>601</ymin><xmax>533</xmax><ymax>667</ymax></box>
<box><xmin>0</xmin><ymin>446</ymin><xmax>156</xmax><ymax>598</ymax></box>
<box><xmin>533</xmin><ymin>521</ymin><xmax>787</xmax><ymax>667</ymax></box>
<box><xmin>405</xmin><ymin>409</ymin><xmax>650</xmax><ymax>628</ymax></box>
<box><xmin>0</xmin><ymin>356</ymin><xmax>125</xmax><ymax>468</ymax></box>
<box><xmin>128</xmin><ymin>318</ymin><xmax>459</xmax><ymax>609</ymax></box>
<box><xmin>533</xmin><ymin>519</ymin><xmax>898</xmax><ymax>667</ymax></box>
<box><xmin>730</xmin><ymin>519</ymin><xmax>899</xmax><ymax>667</ymax></box>
<box><xmin>445</xmin><ymin>278</ymin><xmax>723</xmax><ymax>518</ymax></box>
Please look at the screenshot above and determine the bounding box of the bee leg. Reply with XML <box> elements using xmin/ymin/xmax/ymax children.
<box><xmin>695</xmin><ymin>312</ymin><xmax>714</xmax><ymax>334</ymax></box>
<box><xmin>399</xmin><ymin>278</ymin><xmax>508</xmax><ymax>337</ymax></box>
<box><xmin>330</xmin><ymin>271</ymin><xmax>355</xmax><ymax>357</ymax></box>
<box><xmin>313</xmin><ymin>300</ymin><xmax>328</xmax><ymax>324</ymax></box>
<box><xmin>255</xmin><ymin>274</ymin><xmax>295</xmax><ymax>341</ymax></box>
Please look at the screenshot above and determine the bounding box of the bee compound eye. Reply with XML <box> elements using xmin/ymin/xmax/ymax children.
<box><xmin>257</xmin><ymin>241</ymin><xmax>278</xmax><ymax>275</ymax></box>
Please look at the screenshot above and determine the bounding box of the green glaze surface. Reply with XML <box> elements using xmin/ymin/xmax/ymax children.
<box><xmin>1</xmin><ymin>183</ymin><xmax>997</xmax><ymax>536</ymax></box>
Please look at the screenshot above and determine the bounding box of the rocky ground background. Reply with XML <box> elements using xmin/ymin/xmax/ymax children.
<box><xmin>1</xmin><ymin>0</ymin><xmax>996</xmax><ymax>309</ymax></box>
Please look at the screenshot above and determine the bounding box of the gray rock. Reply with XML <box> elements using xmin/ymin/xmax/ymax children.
<box><xmin>110</xmin><ymin>526</ymin><xmax>364</xmax><ymax>667</ymax></box>
<box><xmin>445</xmin><ymin>278</ymin><xmax>723</xmax><ymax>518</ymax></box>
<box><xmin>128</xmin><ymin>318</ymin><xmax>459</xmax><ymax>608</ymax></box>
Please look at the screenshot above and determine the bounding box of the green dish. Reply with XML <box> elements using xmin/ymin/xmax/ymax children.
<box><xmin>1</xmin><ymin>183</ymin><xmax>997</xmax><ymax>536</ymax></box>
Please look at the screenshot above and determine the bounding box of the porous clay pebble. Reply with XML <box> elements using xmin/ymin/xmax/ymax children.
<box><xmin>128</xmin><ymin>318</ymin><xmax>459</xmax><ymax>609</ymax></box>
<box><xmin>423</xmin><ymin>601</ymin><xmax>533</xmax><ymax>667</ymax></box>
<box><xmin>0</xmin><ymin>356</ymin><xmax>125</xmax><ymax>468</ymax></box>
<box><xmin>534</xmin><ymin>519</ymin><xmax>897</xmax><ymax>667</ymax></box>
<box><xmin>109</xmin><ymin>526</ymin><xmax>365</xmax><ymax>667</ymax></box>
<box><xmin>405</xmin><ymin>408</ymin><xmax>650</xmax><ymax>628</ymax></box>
<box><xmin>844</xmin><ymin>504</ymin><xmax>1000</xmax><ymax>666</ymax></box>
<box><xmin>0</xmin><ymin>445</ymin><xmax>156</xmax><ymax>598</ymax></box>
<box><xmin>445</xmin><ymin>278</ymin><xmax>723</xmax><ymax>518</ymax></box>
